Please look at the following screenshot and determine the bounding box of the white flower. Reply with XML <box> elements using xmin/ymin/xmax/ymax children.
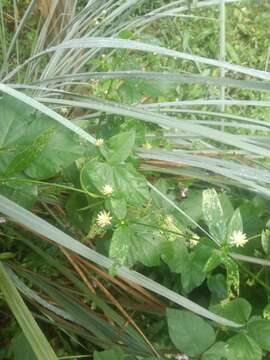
<box><xmin>96</xmin><ymin>138</ymin><xmax>104</xmax><ymax>146</ymax></box>
<box><xmin>164</xmin><ymin>215</ymin><xmax>174</xmax><ymax>227</ymax></box>
<box><xmin>102</xmin><ymin>184</ymin><xmax>113</xmax><ymax>196</ymax></box>
<box><xmin>175</xmin><ymin>355</ymin><xmax>190</xmax><ymax>360</ymax></box>
<box><xmin>187</xmin><ymin>233</ymin><xmax>200</xmax><ymax>248</ymax></box>
<box><xmin>97</xmin><ymin>210</ymin><xmax>112</xmax><ymax>228</ymax></box>
<box><xmin>230</xmin><ymin>230</ymin><xmax>248</xmax><ymax>247</ymax></box>
<box><xmin>142</xmin><ymin>142</ymin><xmax>152</xmax><ymax>150</ymax></box>
<box><xmin>164</xmin><ymin>215</ymin><xmax>183</xmax><ymax>241</ymax></box>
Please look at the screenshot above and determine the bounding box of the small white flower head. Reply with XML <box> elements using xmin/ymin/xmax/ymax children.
<box><xmin>175</xmin><ymin>354</ymin><xmax>190</xmax><ymax>360</ymax></box>
<box><xmin>96</xmin><ymin>138</ymin><xmax>104</xmax><ymax>146</ymax></box>
<box><xmin>60</xmin><ymin>107</ymin><xmax>68</xmax><ymax>115</ymax></box>
<box><xmin>164</xmin><ymin>215</ymin><xmax>183</xmax><ymax>241</ymax></box>
<box><xmin>187</xmin><ymin>233</ymin><xmax>199</xmax><ymax>248</ymax></box>
<box><xmin>97</xmin><ymin>210</ymin><xmax>112</xmax><ymax>228</ymax></box>
<box><xmin>164</xmin><ymin>215</ymin><xmax>174</xmax><ymax>227</ymax></box>
<box><xmin>230</xmin><ymin>230</ymin><xmax>248</xmax><ymax>248</ymax></box>
<box><xmin>143</xmin><ymin>142</ymin><xmax>152</xmax><ymax>150</ymax></box>
<box><xmin>102</xmin><ymin>184</ymin><xmax>113</xmax><ymax>196</ymax></box>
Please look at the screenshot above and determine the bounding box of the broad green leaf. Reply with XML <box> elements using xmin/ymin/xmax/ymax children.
<box><xmin>179</xmin><ymin>190</ymin><xmax>203</xmax><ymax>228</ymax></box>
<box><xmin>261</xmin><ymin>229</ymin><xmax>270</xmax><ymax>255</ymax></box>
<box><xmin>113</xmin><ymin>163</ymin><xmax>150</xmax><ymax>204</ymax></box>
<box><xmin>110</xmin><ymin>219</ymin><xmax>188</xmax><ymax>269</ymax></box>
<box><xmin>202</xmin><ymin>341</ymin><xmax>230</xmax><ymax>360</ymax></box>
<box><xmin>0</xmin><ymin>95</ymin><xmax>83</xmax><ymax>180</ymax></box>
<box><xmin>210</xmin><ymin>298</ymin><xmax>251</xmax><ymax>324</ymax></box>
<box><xmin>0</xmin><ymin>262</ymin><xmax>57</xmax><ymax>360</ymax></box>
<box><xmin>167</xmin><ymin>309</ymin><xmax>216</xmax><ymax>357</ymax></box>
<box><xmin>109</xmin><ymin>226</ymin><xmax>130</xmax><ymax>266</ymax></box>
<box><xmin>0</xmin><ymin>181</ymin><xmax>37</xmax><ymax>208</ymax></box>
<box><xmin>202</xmin><ymin>189</ymin><xmax>226</xmax><ymax>243</ymax></box>
<box><xmin>11</xmin><ymin>333</ymin><xmax>37</xmax><ymax>360</ymax></box>
<box><xmin>226</xmin><ymin>209</ymin><xmax>243</xmax><ymax>244</ymax></box>
<box><xmin>94</xmin><ymin>347</ymin><xmax>124</xmax><ymax>360</ymax></box>
<box><xmin>181</xmin><ymin>244</ymin><xmax>212</xmax><ymax>293</ymax></box>
<box><xmin>65</xmin><ymin>192</ymin><xmax>92</xmax><ymax>233</ymax></box>
<box><xmin>204</xmin><ymin>251</ymin><xmax>222</xmax><ymax>273</ymax></box>
<box><xmin>81</xmin><ymin>161</ymin><xmax>149</xmax><ymax>204</ymax></box>
<box><xmin>248</xmin><ymin>320</ymin><xmax>270</xmax><ymax>351</ymax></box>
<box><xmin>207</xmin><ymin>274</ymin><xmax>227</xmax><ymax>302</ymax></box>
<box><xmin>3</xmin><ymin>128</ymin><xmax>54</xmax><ymax>178</ymax></box>
<box><xmin>218</xmin><ymin>193</ymin><xmax>234</xmax><ymax>226</ymax></box>
<box><xmin>127</xmin><ymin>222</ymin><xmax>165</xmax><ymax>267</ymax></box>
<box><xmin>25</xmin><ymin>119</ymin><xmax>82</xmax><ymax>179</ymax></box>
<box><xmin>227</xmin><ymin>333</ymin><xmax>262</xmax><ymax>360</ymax></box>
<box><xmin>161</xmin><ymin>239</ymin><xmax>189</xmax><ymax>274</ymax></box>
<box><xmin>100</xmin><ymin>131</ymin><xmax>135</xmax><ymax>163</ymax></box>
<box><xmin>107</xmin><ymin>197</ymin><xmax>127</xmax><ymax>220</ymax></box>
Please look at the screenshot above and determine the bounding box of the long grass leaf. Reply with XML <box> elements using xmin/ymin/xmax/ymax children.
<box><xmin>0</xmin><ymin>262</ymin><xmax>58</xmax><ymax>360</ymax></box>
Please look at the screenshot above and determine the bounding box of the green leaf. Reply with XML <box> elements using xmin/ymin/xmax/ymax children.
<box><xmin>94</xmin><ymin>347</ymin><xmax>124</xmax><ymax>360</ymax></box>
<box><xmin>11</xmin><ymin>333</ymin><xmax>37</xmax><ymax>360</ymax></box>
<box><xmin>248</xmin><ymin>319</ymin><xmax>270</xmax><ymax>351</ymax></box>
<box><xmin>202</xmin><ymin>341</ymin><xmax>230</xmax><ymax>360</ymax></box>
<box><xmin>181</xmin><ymin>244</ymin><xmax>212</xmax><ymax>293</ymax></box>
<box><xmin>167</xmin><ymin>309</ymin><xmax>216</xmax><ymax>357</ymax></box>
<box><xmin>204</xmin><ymin>251</ymin><xmax>222</xmax><ymax>273</ymax></box>
<box><xmin>222</xmin><ymin>257</ymin><xmax>240</xmax><ymax>298</ymax></box>
<box><xmin>109</xmin><ymin>227</ymin><xmax>130</xmax><ymax>266</ymax></box>
<box><xmin>3</xmin><ymin>128</ymin><xmax>54</xmax><ymax>178</ymax></box>
<box><xmin>207</xmin><ymin>274</ymin><xmax>227</xmax><ymax>302</ymax></box>
<box><xmin>0</xmin><ymin>262</ymin><xmax>57</xmax><ymax>360</ymax></box>
<box><xmin>261</xmin><ymin>229</ymin><xmax>270</xmax><ymax>255</ymax></box>
<box><xmin>81</xmin><ymin>161</ymin><xmax>149</xmax><ymax>205</ymax></box>
<box><xmin>227</xmin><ymin>333</ymin><xmax>262</xmax><ymax>360</ymax></box>
<box><xmin>226</xmin><ymin>208</ymin><xmax>243</xmax><ymax>244</ymax></box>
<box><xmin>219</xmin><ymin>193</ymin><xmax>234</xmax><ymax>225</ymax></box>
<box><xmin>100</xmin><ymin>131</ymin><xmax>135</xmax><ymax>163</ymax></box>
<box><xmin>0</xmin><ymin>252</ymin><xmax>16</xmax><ymax>260</ymax></box>
<box><xmin>0</xmin><ymin>181</ymin><xmax>37</xmax><ymax>208</ymax></box>
<box><xmin>202</xmin><ymin>189</ymin><xmax>227</xmax><ymax>242</ymax></box>
<box><xmin>126</xmin><ymin>222</ymin><xmax>165</xmax><ymax>267</ymax></box>
<box><xmin>161</xmin><ymin>239</ymin><xmax>189</xmax><ymax>274</ymax></box>
<box><xmin>25</xmin><ymin>120</ymin><xmax>82</xmax><ymax>179</ymax></box>
<box><xmin>0</xmin><ymin>95</ymin><xmax>83</xmax><ymax>180</ymax></box>
<box><xmin>210</xmin><ymin>298</ymin><xmax>251</xmax><ymax>324</ymax></box>
<box><xmin>65</xmin><ymin>192</ymin><xmax>92</xmax><ymax>233</ymax></box>
<box><xmin>107</xmin><ymin>198</ymin><xmax>127</xmax><ymax>219</ymax></box>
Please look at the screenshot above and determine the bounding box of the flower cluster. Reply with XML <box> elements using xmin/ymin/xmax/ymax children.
<box><xmin>96</xmin><ymin>138</ymin><xmax>104</xmax><ymax>146</ymax></box>
<box><xmin>230</xmin><ymin>231</ymin><xmax>248</xmax><ymax>247</ymax></box>
<box><xmin>163</xmin><ymin>215</ymin><xmax>183</xmax><ymax>242</ymax></box>
<box><xmin>189</xmin><ymin>233</ymin><xmax>200</xmax><ymax>248</ymax></box>
<box><xmin>102</xmin><ymin>184</ymin><xmax>113</xmax><ymax>196</ymax></box>
<box><xmin>97</xmin><ymin>210</ymin><xmax>112</xmax><ymax>228</ymax></box>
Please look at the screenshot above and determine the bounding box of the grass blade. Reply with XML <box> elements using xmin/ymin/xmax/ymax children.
<box><xmin>0</xmin><ymin>261</ymin><xmax>58</xmax><ymax>360</ymax></box>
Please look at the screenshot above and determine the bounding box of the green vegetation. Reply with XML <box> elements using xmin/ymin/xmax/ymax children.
<box><xmin>1</xmin><ymin>0</ymin><xmax>270</xmax><ymax>359</ymax></box>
